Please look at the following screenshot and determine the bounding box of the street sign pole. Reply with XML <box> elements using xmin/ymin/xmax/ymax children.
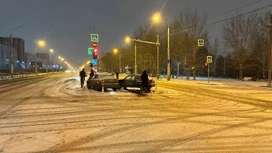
<box><xmin>208</xmin><ymin>63</ymin><xmax>210</xmax><ymax>83</ymax></box>
<box><xmin>268</xmin><ymin>14</ymin><xmax>272</xmax><ymax>87</ymax></box>
<box><xmin>206</xmin><ymin>56</ymin><xmax>212</xmax><ymax>83</ymax></box>
<box><xmin>167</xmin><ymin>25</ymin><xmax>170</xmax><ymax>81</ymax></box>
<box><xmin>134</xmin><ymin>43</ymin><xmax>137</xmax><ymax>75</ymax></box>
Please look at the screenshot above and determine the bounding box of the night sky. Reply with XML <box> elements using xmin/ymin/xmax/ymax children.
<box><xmin>0</xmin><ymin>0</ymin><xmax>270</xmax><ymax>67</ymax></box>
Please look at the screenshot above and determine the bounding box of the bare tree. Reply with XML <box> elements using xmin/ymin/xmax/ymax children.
<box><xmin>223</xmin><ymin>13</ymin><xmax>259</xmax><ymax>80</ymax></box>
<box><xmin>171</xmin><ymin>10</ymin><xmax>207</xmax><ymax>80</ymax></box>
<box><xmin>248</xmin><ymin>12</ymin><xmax>270</xmax><ymax>80</ymax></box>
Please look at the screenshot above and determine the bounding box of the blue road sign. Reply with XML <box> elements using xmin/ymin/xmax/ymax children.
<box><xmin>90</xmin><ymin>34</ymin><xmax>99</xmax><ymax>42</ymax></box>
<box><xmin>92</xmin><ymin>59</ymin><xmax>98</xmax><ymax>66</ymax></box>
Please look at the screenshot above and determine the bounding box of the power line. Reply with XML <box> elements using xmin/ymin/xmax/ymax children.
<box><xmin>170</xmin><ymin>3</ymin><xmax>272</xmax><ymax>36</ymax></box>
<box><xmin>209</xmin><ymin>0</ymin><xmax>262</xmax><ymax>20</ymax></box>
<box><xmin>209</xmin><ymin>3</ymin><xmax>272</xmax><ymax>25</ymax></box>
<box><xmin>170</xmin><ymin>1</ymin><xmax>263</xmax><ymax>34</ymax></box>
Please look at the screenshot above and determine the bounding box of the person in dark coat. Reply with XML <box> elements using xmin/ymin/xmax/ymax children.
<box><xmin>90</xmin><ymin>69</ymin><xmax>94</xmax><ymax>79</ymax></box>
<box><xmin>79</xmin><ymin>68</ymin><xmax>86</xmax><ymax>88</ymax></box>
<box><xmin>116</xmin><ymin>70</ymin><xmax>119</xmax><ymax>79</ymax></box>
<box><xmin>141</xmin><ymin>70</ymin><xmax>149</xmax><ymax>91</ymax></box>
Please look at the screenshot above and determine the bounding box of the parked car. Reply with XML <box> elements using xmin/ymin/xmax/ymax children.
<box><xmin>87</xmin><ymin>74</ymin><xmax>119</xmax><ymax>91</ymax></box>
<box><xmin>119</xmin><ymin>75</ymin><xmax>155</xmax><ymax>91</ymax></box>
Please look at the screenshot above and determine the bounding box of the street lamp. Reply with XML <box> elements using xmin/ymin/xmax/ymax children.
<box><xmin>38</xmin><ymin>40</ymin><xmax>46</xmax><ymax>48</ymax></box>
<box><xmin>113</xmin><ymin>48</ymin><xmax>118</xmax><ymax>54</ymax></box>
<box><xmin>34</xmin><ymin>39</ymin><xmax>46</xmax><ymax>75</ymax></box>
<box><xmin>152</xmin><ymin>12</ymin><xmax>161</xmax><ymax>24</ymax></box>
<box><xmin>113</xmin><ymin>48</ymin><xmax>121</xmax><ymax>73</ymax></box>
<box><xmin>125</xmin><ymin>37</ymin><xmax>131</xmax><ymax>44</ymax></box>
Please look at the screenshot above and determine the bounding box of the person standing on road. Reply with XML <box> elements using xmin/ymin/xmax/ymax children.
<box><xmin>79</xmin><ymin>68</ymin><xmax>86</xmax><ymax>88</ymax></box>
<box><xmin>90</xmin><ymin>69</ymin><xmax>94</xmax><ymax>79</ymax></box>
<box><xmin>116</xmin><ymin>70</ymin><xmax>119</xmax><ymax>79</ymax></box>
<box><xmin>141</xmin><ymin>70</ymin><xmax>149</xmax><ymax>92</ymax></box>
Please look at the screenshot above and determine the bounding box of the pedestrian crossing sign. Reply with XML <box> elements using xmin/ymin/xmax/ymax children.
<box><xmin>90</xmin><ymin>34</ymin><xmax>99</xmax><ymax>42</ymax></box>
<box><xmin>198</xmin><ymin>39</ymin><xmax>204</xmax><ymax>47</ymax></box>
<box><xmin>207</xmin><ymin>56</ymin><xmax>212</xmax><ymax>63</ymax></box>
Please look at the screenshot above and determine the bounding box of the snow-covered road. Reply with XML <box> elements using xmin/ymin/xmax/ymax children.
<box><xmin>0</xmin><ymin>73</ymin><xmax>272</xmax><ymax>153</ymax></box>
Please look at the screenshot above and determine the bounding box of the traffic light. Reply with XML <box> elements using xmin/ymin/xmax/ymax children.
<box><xmin>88</xmin><ymin>48</ymin><xmax>93</xmax><ymax>55</ymax></box>
<box><xmin>93</xmin><ymin>48</ymin><xmax>98</xmax><ymax>59</ymax></box>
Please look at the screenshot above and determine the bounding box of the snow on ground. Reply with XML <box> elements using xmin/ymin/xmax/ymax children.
<box><xmin>157</xmin><ymin>77</ymin><xmax>272</xmax><ymax>101</ymax></box>
<box><xmin>0</xmin><ymin>73</ymin><xmax>272</xmax><ymax>152</ymax></box>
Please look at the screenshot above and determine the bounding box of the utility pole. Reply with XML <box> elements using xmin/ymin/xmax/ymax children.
<box><xmin>156</xmin><ymin>35</ymin><xmax>160</xmax><ymax>80</ymax></box>
<box><xmin>9</xmin><ymin>25</ymin><xmax>23</xmax><ymax>78</ymax></box>
<box><xmin>10</xmin><ymin>34</ymin><xmax>14</xmax><ymax>78</ymax></box>
<box><xmin>224</xmin><ymin>57</ymin><xmax>226</xmax><ymax>79</ymax></box>
<box><xmin>177</xmin><ymin>62</ymin><xmax>181</xmax><ymax>78</ymax></box>
<box><xmin>208</xmin><ymin>46</ymin><xmax>210</xmax><ymax>83</ymax></box>
<box><xmin>46</xmin><ymin>56</ymin><xmax>48</xmax><ymax>73</ymax></box>
<box><xmin>119</xmin><ymin>54</ymin><xmax>121</xmax><ymax>73</ymax></box>
<box><xmin>208</xmin><ymin>61</ymin><xmax>210</xmax><ymax>83</ymax></box>
<box><xmin>268</xmin><ymin>14</ymin><xmax>272</xmax><ymax>87</ymax></box>
<box><xmin>134</xmin><ymin>43</ymin><xmax>137</xmax><ymax>75</ymax></box>
<box><xmin>34</xmin><ymin>48</ymin><xmax>38</xmax><ymax>75</ymax></box>
<box><xmin>167</xmin><ymin>25</ymin><xmax>171</xmax><ymax>81</ymax></box>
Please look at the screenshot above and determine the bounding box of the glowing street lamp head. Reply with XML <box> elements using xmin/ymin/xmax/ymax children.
<box><xmin>125</xmin><ymin>36</ymin><xmax>131</xmax><ymax>44</ymax></box>
<box><xmin>58</xmin><ymin>56</ymin><xmax>61</xmax><ymax>59</ymax></box>
<box><xmin>49</xmin><ymin>49</ymin><xmax>54</xmax><ymax>53</ymax></box>
<box><xmin>113</xmin><ymin>48</ymin><xmax>118</xmax><ymax>54</ymax></box>
<box><xmin>37</xmin><ymin>40</ymin><xmax>46</xmax><ymax>48</ymax></box>
<box><xmin>152</xmin><ymin>12</ymin><xmax>161</xmax><ymax>24</ymax></box>
<box><xmin>61</xmin><ymin>58</ymin><xmax>64</xmax><ymax>61</ymax></box>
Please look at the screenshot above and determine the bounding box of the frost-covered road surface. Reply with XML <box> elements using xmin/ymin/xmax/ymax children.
<box><xmin>0</xmin><ymin>73</ymin><xmax>272</xmax><ymax>153</ymax></box>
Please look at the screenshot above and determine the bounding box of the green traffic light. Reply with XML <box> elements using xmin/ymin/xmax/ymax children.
<box><xmin>88</xmin><ymin>48</ymin><xmax>93</xmax><ymax>55</ymax></box>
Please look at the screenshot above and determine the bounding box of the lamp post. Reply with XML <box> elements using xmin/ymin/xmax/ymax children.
<box><xmin>167</xmin><ymin>25</ymin><xmax>170</xmax><ymax>81</ymax></box>
<box><xmin>125</xmin><ymin>36</ymin><xmax>160</xmax><ymax>75</ymax></box>
<box><xmin>268</xmin><ymin>14</ymin><xmax>272</xmax><ymax>87</ymax></box>
<box><xmin>49</xmin><ymin>49</ymin><xmax>54</xmax><ymax>72</ymax></box>
<box><xmin>34</xmin><ymin>40</ymin><xmax>46</xmax><ymax>75</ymax></box>
<box><xmin>152</xmin><ymin>12</ymin><xmax>170</xmax><ymax>81</ymax></box>
<box><xmin>152</xmin><ymin>13</ymin><xmax>162</xmax><ymax>80</ymax></box>
<box><xmin>113</xmin><ymin>48</ymin><xmax>121</xmax><ymax>73</ymax></box>
<box><xmin>10</xmin><ymin>25</ymin><xmax>23</xmax><ymax>78</ymax></box>
<box><xmin>58</xmin><ymin>56</ymin><xmax>61</xmax><ymax>71</ymax></box>
<box><xmin>61</xmin><ymin>57</ymin><xmax>64</xmax><ymax>71</ymax></box>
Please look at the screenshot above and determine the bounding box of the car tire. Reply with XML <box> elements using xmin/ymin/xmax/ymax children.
<box><xmin>95</xmin><ymin>84</ymin><xmax>102</xmax><ymax>91</ymax></box>
<box><xmin>87</xmin><ymin>84</ymin><xmax>91</xmax><ymax>89</ymax></box>
<box><xmin>122</xmin><ymin>83</ymin><xmax>127</xmax><ymax>90</ymax></box>
<box><xmin>113</xmin><ymin>88</ymin><xmax>117</xmax><ymax>91</ymax></box>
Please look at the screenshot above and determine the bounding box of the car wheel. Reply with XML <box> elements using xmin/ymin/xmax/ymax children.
<box><xmin>87</xmin><ymin>83</ymin><xmax>91</xmax><ymax>89</ymax></box>
<box><xmin>113</xmin><ymin>88</ymin><xmax>117</xmax><ymax>91</ymax></box>
<box><xmin>95</xmin><ymin>83</ymin><xmax>102</xmax><ymax>91</ymax></box>
<box><xmin>122</xmin><ymin>83</ymin><xmax>127</xmax><ymax>90</ymax></box>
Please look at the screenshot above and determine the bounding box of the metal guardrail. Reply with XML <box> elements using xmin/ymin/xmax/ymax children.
<box><xmin>0</xmin><ymin>72</ymin><xmax>60</xmax><ymax>81</ymax></box>
<box><xmin>0</xmin><ymin>73</ymin><xmax>35</xmax><ymax>80</ymax></box>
